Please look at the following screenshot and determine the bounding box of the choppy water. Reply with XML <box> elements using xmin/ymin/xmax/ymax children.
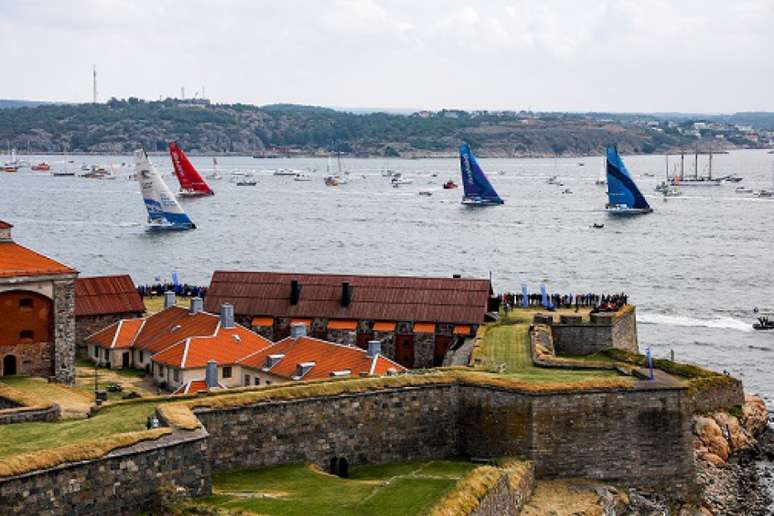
<box><xmin>1</xmin><ymin>150</ymin><xmax>772</xmax><ymax>406</ymax></box>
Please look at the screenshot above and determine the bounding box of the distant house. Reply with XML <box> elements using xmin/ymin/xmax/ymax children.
<box><xmin>75</xmin><ymin>275</ymin><xmax>145</xmax><ymax>353</ymax></box>
<box><xmin>204</xmin><ymin>271</ymin><xmax>494</xmax><ymax>369</ymax></box>
<box><xmin>238</xmin><ymin>329</ymin><xmax>404</xmax><ymax>386</ymax></box>
<box><xmin>0</xmin><ymin>221</ymin><xmax>77</xmax><ymax>383</ymax></box>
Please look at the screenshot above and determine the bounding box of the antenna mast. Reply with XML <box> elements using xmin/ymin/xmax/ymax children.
<box><xmin>92</xmin><ymin>65</ymin><xmax>98</xmax><ymax>103</ymax></box>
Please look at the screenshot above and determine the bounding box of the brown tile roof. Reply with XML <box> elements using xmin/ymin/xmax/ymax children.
<box><xmin>204</xmin><ymin>271</ymin><xmax>491</xmax><ymax>325</ymax></box>
<box><xmin>0</xmin><ymin>221</ymin><xmax>11</xmax><ymax>229</ymax></box>
<box><xmin>75</xmin><ymin>275</ymin><xmax>145</xmax><ymax>317</ymax></box>
<box><xmin>239</xmin><ymin>335</ymin><xmax>405</xmax><ymax>381</ymax></box>
<box><xmin>153</xmin><ymin>326</ymin><xmax>272</xmax><ymax>369</ymax></box>
<box><xmin>0</xmin><ymin>241</ymin><xmax>76</xmax><ymax>278</ymax></box>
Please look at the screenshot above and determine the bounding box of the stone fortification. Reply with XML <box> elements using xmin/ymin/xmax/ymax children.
<box><xmin>545</xmin><ymin>305</ymin><xmax>638</xmax><ymax>356</ymax></box>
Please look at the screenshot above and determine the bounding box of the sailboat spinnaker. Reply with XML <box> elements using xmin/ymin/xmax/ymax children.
<box><xmin>605</xmin><ymin>146</ymin><xmax>653</xmax><ymax>215</ymax></box>
<box><xmin>135</xmin><ymin>149</ymin><xmax>196</xmax><ymax>231</ymax></box>
<box><xmin>168</xmin><ymin>141</ymin><xmax>214</xmax><ymax>196</ymax></box>
<box><xmin>459</xmin><ymin>144</ymin><xmax>504</xmax><ymax>206</ymax></box>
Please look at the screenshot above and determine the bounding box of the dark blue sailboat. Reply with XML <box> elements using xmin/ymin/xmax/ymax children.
<box><xmin>459</xmin><ymin>144</ymin><xmax>504</xmax><ymax>206</ymax></box>
<box><xmin>605</xmin><ymin>145</ymin><xmax>652</xmax><ymax>215</ymax></box>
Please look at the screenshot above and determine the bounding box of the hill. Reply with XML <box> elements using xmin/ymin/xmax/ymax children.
<box><xmin>0</xmin><ymin>98</ymin><xmax>764</xmax><ymax>157</ymax></box>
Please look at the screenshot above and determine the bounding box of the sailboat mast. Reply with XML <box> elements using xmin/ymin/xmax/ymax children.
<box><xmin>708</xmin><ymin>148</ymin><xmax>713</xmax><ymax>180</ymax></box>
<box><xmin>694</xmin><ymin>151</ymin><xmax>699</xmax><ymax>180</ymax></box>
<box><xmin>680</xmin><ymin>151</ymin><xmax>684</xmax><ymax>179</ymax></box>
<box><xmin>665</xmin><ymin>154</ymin><xmax>669</xmax><ymax>181</ymax></box>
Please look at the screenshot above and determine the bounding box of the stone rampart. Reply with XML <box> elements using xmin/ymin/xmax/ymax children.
<box><xmin>689</xmin><ymin>376</ymin><xmax>745</xmax><ymax>414</ymax></box>
<box><xmin>0</xmin><ymin>403</ymin><xmax>60</xmax><ymax>425</ymax></box>
<box><xmin>548</xmin><ymin>306</ymin><xmax>639</xmax><ymax>356</ymax></box>
<box><xmin>0</xmin><ymin>428</ymin><xmax>210</xmax><ymax>515</ymax></box>
<box><xmin>470</xmin><ymin>462</ymin><xmax>534</xmax><ymax>516</ymax></box>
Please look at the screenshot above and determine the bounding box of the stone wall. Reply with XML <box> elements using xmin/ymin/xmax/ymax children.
<box><xmin>0</xmin><ymin>341</ymin><xmax>52</xmax><ymax>378</ymax></box>
<box><xmin>690</xmin><ymin>377</ymin><xmax>745</xmax><ymax>414</ymax></box>
<box><xmin>373</xmin><ymin>330</ymin><xmax>395</xmax><ymax>359</ymax></box>
<box><xmin>551</xmin><ymin>306</ymin><xmax>638</xmax><ymax>356</ymax></box>
<box><xmin>471</xmin><ymin>463</ymin><xmax>535</xmax><ymax>516</ymax></box>
<box><xmin>196</xmin><ymin>384</ymin><xmax>460</xmax><ymax>472</ymax></box>
<box><xmin>53</xmin><ymin>280</ymin><xmax>76</xmax><ymax>385</ymax></box>
<box><xmin>414</xmin><ymin>332</ymin><xmax>435</xmax><ymax>368</ymax></box>
<box><xmin>0</xmin><ymin>428</ymin><xmax>211</xmax><ymax>515</ymax></box>
<box><xmin>0</xmin><ymin>403</ymin><xmax>60</xmax><ymax>425</ymax></box>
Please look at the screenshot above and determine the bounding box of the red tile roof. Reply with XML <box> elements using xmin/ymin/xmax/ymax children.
<box><xmin>0</xmin><ymin>221</ymin><xmax>11</xmax><ymax>229</ymax></box>
<box><xmin>132</xmin><ymin>307</ymin><xmax>220</xmax><ymax>355</ymax></box>
<box><xmin>239</xmin><ymin>335</ymin><xmax>405</xmax><ymax>381</ymax></box>
<box><xmin>173</xmin><ymin>379</ymin><xmax>226</xmax><ymax>395</ymax></box>
<box><xmin>75</xmin><ymin>275</ymin><xmax>145</xmax><ymax>317</ymax></box>
<box><xmin>204</xmin><ymin>271</ymin><xmax>491</xmax><ymax>325</ymax></box>
<box><xmin>0</xmin><ymin>241</ymin><xmax>76</xmax><ymax>278</ymax></box>
<box><xmin>153</xmin><ymin>325</ymin><xmax>272</xmax><ymax>369</ymax></box>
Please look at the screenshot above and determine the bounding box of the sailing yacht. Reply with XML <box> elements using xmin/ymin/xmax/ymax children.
<box><xmin>459</xmin><ymin>144</ymin><xmax>504</xmax><ymax>206</ymax></box>
<box><xmin>206</xmin><ymin>157</ymin><xmax>223</xmax><ymax>180</ymax></box>
<box><xmin>168</xmin><ymin>142</ymin><xmax>214</xmax><ymax>197</ymax></box>
<box><xmin>671</xmin><ymin>151</ymin><xmax>721</xmax><ymax>187</ymax></box>
<box><xmin>135</xmin><ymin>149</ymin><xmax>196</xmax><ymax>231</ymax></box>
<box><xmin>595</xmin><ymin>157</ymin><xmax>606</xmax><ymax>185</ymax></box>
<box><xmin>605</xmin><ymin>146</ymin><xmax>653</xmax><ymax>215</ymax></box>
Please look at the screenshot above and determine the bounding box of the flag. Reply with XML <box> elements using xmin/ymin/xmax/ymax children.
<box><xmin>172</xmin><ymin>271</ymin><xmax>179</xmax><ymax>287</ymax></box>
<box><xmin>521</xmin><ymin>283</ymin><xmax>529</xmax><ymax>309</ymax></box>
<box><xmin>540</xmin><ymin>283</ymin><xmax>548</xmax><ymax>308</ymax></box>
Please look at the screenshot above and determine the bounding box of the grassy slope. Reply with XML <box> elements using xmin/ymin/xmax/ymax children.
<box><xmin>475</xmin><ymin>313</ymin><xmax>617</xmax><ymax>383</ymax></box>
<box><xmin>184</xmin><ymin>460</ymin><xmax>477</xmax><ymax>516</ymax></box>
<box><xmin>0</xmin><ymin>400</ymin><xmax>157</xmax><ymax>459</ymax></box>
<box><xmin>0</xmin><ymin>376</ymin><xmax>92</xmax><ymax>418</ymax></box>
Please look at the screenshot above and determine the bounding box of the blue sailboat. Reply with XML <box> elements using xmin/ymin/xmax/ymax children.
<box><xmin>605</xmin><ymin>146</ymin><xmax>652</xmax><ymax>215</ymax></box>
<box><xmin>459</xmin><ymin>144</ymin><xmax>504</xmax><ymax>206</ymax></box>
<box><xmin>135</xmin><ymin>149</ymin><xmax>196</xmax><ymax>231</ymax></box>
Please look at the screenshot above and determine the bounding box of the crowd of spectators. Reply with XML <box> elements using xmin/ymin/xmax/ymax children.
<box><xmin>500</xmin><ymin>292</ymin><xmax>628</xmax><ymax>313</ymax></box>
<box><xmin>136</xmin><ymin>283</ymin><xmax>208</xmax><ymax>298</ymax></box>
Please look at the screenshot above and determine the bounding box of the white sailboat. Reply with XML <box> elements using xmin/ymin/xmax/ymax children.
<box><xmin>135</xmin><ymin>149</ymin><xmax>196</xmax><ymax>231</ymax></box>
<box><xmin>595</xmin><ymin>157</ymin><xmax>606</xmax><ymax>185</ymax></box>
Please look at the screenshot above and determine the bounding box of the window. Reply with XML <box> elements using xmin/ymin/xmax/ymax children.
<box><xmin>244</xmin><ymin>374</ymin><xmax>251</xmax><ymax>385</ymax></box>
<box><xmin>173</xmin><ymin>369</ymin><xmax>180</xmax><ymax>382</ymax></box>
<box><xmin>139</xmin><ymin>351</ymin><xmax>144</xmax><ymax>362</ymax></box>
<box><xmin>254</xmin><ymin>377</ymin><xmax>260</xmax><ymax>385</ymax></box>
<box><xmin>19</xmin><ymin>298</ymin><xmax>33</xmax><ymax>311</ymax></box>
<box><xmin>92</xmin><ymin>346</ymin><xmax>98</xmax><ymax>358</ymax></box>
<box><xmin>222</xmin><ymin>366</ymin><xmax>232</xmax><ymax>379</ymax></box>
<box><xmin>19</xmin><ymin>330</ymin><xmax>34</xmax><ymax>341</ymax></box>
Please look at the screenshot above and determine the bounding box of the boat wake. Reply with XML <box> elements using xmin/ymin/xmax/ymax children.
<box><xmin>638</xmin><ymin>313</ymin><xmax>752</xmax><ymax>332</ymax></box>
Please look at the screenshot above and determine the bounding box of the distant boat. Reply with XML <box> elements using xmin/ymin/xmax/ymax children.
<box><xmin>735</xmin><ymin>186</ymin><xmax>753</xmax><ymax>194</ymax></box>
<box><xmin>206</xmin><ymin>157</ymin><xmax>223</xmax><ymax>180</ymax></box>
<box><xmin>671</xmin><ymin>151</ymin><xmax>721</xmax><ymax>187</ymax></box>
<box><xmin>168</xmin><ymin>141</ymin><xmax>214</xmax><ymax>197</ymax></box>
<box><xmin>324</xmin><ymin>176</ymin><xmax>339</xmax><ymax>187</ymax></box>
<box><xmin>273</xmin><ymin>169</ymin><xmax>297</xmax><ymax>176</ymax></box>
<box><xmin>31</xmin><ymin>162</ymin><xmax>50</xmax><ymax>171</ymax></box>
<box><xmin>390</xmin><ymin>173</ymin><xmax>413</xmax><ymax>185</ymax></box>
<box><xmin>418</xmin><ymin>190</ymin><xmax>432</xmax><ymax>197</ymax></box>
<box><xmin>235</xmin><ymin>176</ymin><xmax>257</xmax><ymax>186</ymax></box>
<box><xmin>443</xmin><ymin>179</ymin><xmax>458</xmax><ymax>189</ymax></box>
<box><xmin>605</xmin><ymin>146</ymin><xmax>652</xmax><ymax>215</ymax></box>
<box><xmin>135</xmin><ymin>149</ymin><xmax>196</xmax><ymax>231</ymax></box>
<box><xmin>459</xmin><ymin>144</ymin><xmax>504</xmax><ymax>206</ymax></box>
<box><xmin>294</xmin><ymin>172</ymin><xmax>312</xmax><ymax>182</ymax></box>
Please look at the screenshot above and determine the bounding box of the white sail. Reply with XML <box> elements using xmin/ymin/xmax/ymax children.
<box><xmin>134</xmin><ymin>149</ymin><xmax>195</xmax><ymax>230</ymax></box>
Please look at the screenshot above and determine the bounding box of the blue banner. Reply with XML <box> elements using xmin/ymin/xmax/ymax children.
<box><xmin>646</xmin><ymin>347</ymin><xmax>654</xmax><ymax>380</ymax></box>
<box><xmin>540</xmin><ymin>283</ymin><xmax>548</xmax><ymax>308</ymax></box>
<box><xmin>521</xmin><ymin>283</ymin><xmax>529</xmax><ymax>309</ymax></box>
<box><xmin>172</xmin><ymin>271</ymin><xmax>179</xmax><ymax>287</ymax></box>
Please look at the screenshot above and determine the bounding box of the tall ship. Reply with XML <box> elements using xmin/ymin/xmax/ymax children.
<box><xmin>605</xmin><ymin>146</ymin><xmax>653</xmax><ymax>215</ymax></box>
<box><xmin>168</xmin><ymin>141</ymin><xmax>215</xmax><ymax>197</ymax></box>
<box><xmin>670</xmin><ymin>151</ymin><xmax>721</xmax><ymax>187</ymax></box>
<box><xmin>135</xmin><ymin>149</ymin><xmax>196</xmax><ymax>231</ymax></box>
<box><xmin>459</xmin><ymin>144</ymin><xmax>504</xmax><ymax>206</ymax></box>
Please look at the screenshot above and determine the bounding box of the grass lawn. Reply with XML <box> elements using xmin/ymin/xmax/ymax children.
<box><xmin>0</xmin><ymin>376</ymin><xmax>92</xmax><ymax>418</ymax></box>
<box><xmin>73</xmin><ymin>364</ymin><xmax>156</xmax><ymax>402</ymax></box>
<box><xmin>143</xmin><ymin>295</ymin><xmax>166</xmax><ymax>314</ymax></box>
<box><xmin>0</xmin><ymin>399</ymin><xmax>158</xmax><ymax>459</ymax></box>
<box><xmin>180</xmin><ymin>460</ymin><xmax>477</xmax><ymax>516</ymax></box>
<box><xmin>474</xmin><ymin>311</ymin><xmax>619</xmax><ymax>383</ymax></box>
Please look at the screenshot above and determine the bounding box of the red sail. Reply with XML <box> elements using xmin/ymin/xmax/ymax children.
<box><xmin>168</xmin><ymin>141</ymin><xmax>214</xmax><ymax>195</ymax></box>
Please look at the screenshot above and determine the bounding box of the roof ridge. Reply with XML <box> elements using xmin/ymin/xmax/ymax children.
<box><xmin>180</xmin><ymin>338</ymin><xmax>191</xmax><ymax>369</ymax></box>
<box><xmin>109</xmin><ymin>320</ymin><xmax>124</xmax><ymax>349</ymax></box>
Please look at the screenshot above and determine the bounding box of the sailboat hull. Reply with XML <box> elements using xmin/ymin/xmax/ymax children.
<box><xmin>605</xmin><ymin>205</ymin><xmax>653</xmax><ymax>216</ymax></box>
<box><xmin>462</xmin><ymin>197</ymin><xmax>505</xmax><ymax>206</ymax></box>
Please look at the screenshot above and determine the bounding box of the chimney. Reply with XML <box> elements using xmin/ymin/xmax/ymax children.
<box><xmin>290</xmin><ymin>280</ymin><xmax>301</xmax><ymax>305</ymax></box>
<box><xmin>367</xmin><ymin>340</ymin><xmax>381</xmax><ymax>358</ymax></box>
<box><xmin>340</xmin><ymin>282</ymin><xmax>353</xmax><ymax>307</ymax></box>
<box><xmin>205</xmin><ymin>360</ymin><xmax>218</xmax><ymax>388</ymax></box>
<box><xmin>220</xmin><ymin>303</ymin><xmax>235</xmax><ymax>329</ymax></box>
<box><xmin>189</xmin><ymin>297</ymin><xmax>203</xmax><ymax>315</ymax></box>
<box><xmin>163</xmin><ymin>290</ymin><xmax>176</xmax><ymax>309</ymax></box>
<box><xmin>0</xmin><ymin>221</ymin><xmax>12</xmax><ymax>242</ymax></box>
<box><xmin>290</xmin><ymin>322</ymin><xmax>307</xmax><ymax>339</ymax></box>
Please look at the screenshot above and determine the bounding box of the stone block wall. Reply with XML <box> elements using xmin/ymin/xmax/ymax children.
<box><xmin>414</xmin><ymin>332</ymin><xmax>435</xmax><ymax>368</ymax></box>
<box><xmin>196</xmin><ymin>385</ymin><xmax>460</xmax><ymax>472</ymax></box>
<box><xmin>551</xmin><ymin>306</ymin><xmax>638</xmax><ymax>356</ymax></box>
<box><xmin>690</xmin><ymin>377</ymin><xmax>745</xmax><ymax>414</ymax></box>
<box><xmin>471</xmin><ymin>463</ymin><xmax>535</xmax><ymax>516</ymax></box>
<box><xmin>327</xmin><ymin>328</ymin><xmax>356</xmax><ymax>346</ymax></box>
<box><xmin>0</xmin><ymin>341</ymin><xmax>52</xmax><ymax>378</ymax></box>
<box><xmin>0</xmin><ymin>429</ymin><xmax>211</xmax><ymax>515</ymax></box>
<box><xmin>373</xmin><ymin>330</ymin><xmax>395</xmax><ymax>359</ymax></box>
<box><xmin>53</xmin><ymin>280</ymin><xmax>76</xmax><ymax>385</ymax></box>
<box><xmin>0</xmin><ymin>403</ymin><xmax>60</xmax><ymax>425</ymax></box>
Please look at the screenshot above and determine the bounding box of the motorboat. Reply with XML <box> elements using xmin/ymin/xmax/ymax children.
<box><xmin>547</xmin><ymin>175</ymin><xmax>559</xmax><ymax>185</ymax></box>
<box><xmin>562</xmin><ymin>188</ymin><xmax>573</xmax><ymax>194</ymax></box>
<box><xmin>273</xmin><ymin>169</ymin><xmax>297</xmax><ymax>176</ymax></box>
<box><xmin>753</xmin><ymin>316</ymin><xmax>774</xmax><ymax>331</ymax></box>
<box><xmin>31</xmin><ymin>162</ymin><xmax>51</xmax><ymax>171</ymax></box>
<box><xmin>324</xmin><ymin>176</ymin><xmax>339</xmax><ymax>187</ymax></box>
<box><xmin>443</xmin><ymin>180</ymin><xmax>458</xmax><ymax>189</ymax></box>
<box><xmin>294</xmin><ymin>173</ymin><xmax>312</xmax><ymax>182</ymax></box>
<box><xmin>418</xmin><ymin>190</ymin><xmax>433</xmax><ymax>197</ymax></box>
<box><xmin>735</xmin><ymin>186</ymin><xmax>753</xmax><ymax>194</ymax></box>
<box><xmin>390</xmin><ymin>174</ymin><xmax>413</xmax><ymax>185</ymax></box>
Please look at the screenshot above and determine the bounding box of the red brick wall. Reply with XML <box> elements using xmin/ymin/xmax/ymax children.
<box><xmin>0</xmin><ymin>291</ymin><xmax>54</xmax><ymax>377</ymax></box>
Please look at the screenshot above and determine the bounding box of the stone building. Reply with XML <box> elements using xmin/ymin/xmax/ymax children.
<box><xmin>204</xmin><ymin>271</ymin><xmax>494</xmax><ymax>369</ymax></box>
<box><xmin>75</xmin><ymin>274</ymin><xmax>145</xmax><ymax>354</ymax></box>
<box><xmin>0</xmin><ymin>221</ymin><xmax>77</xmax><ymax>384</ymax></box>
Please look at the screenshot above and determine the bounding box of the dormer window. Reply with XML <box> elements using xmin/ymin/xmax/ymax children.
<box><xmin>232</xmin><ymin>334</ymin><xmax>241</xmax><ymax>343</ymax></box>
<box><xmin>170</xmin><ymin>324</ymin><xmax>181</xmax><ymax>333</ymax></box>
<box><xmin>291</xmin><ymin>362</ymin><xmax>316</xmax><ymax>381</ymax></box>
<box><xmin>263</xmin><ymin>354</ymin><xmax>285</xmax><ymax>370</ymax></box>
<box><xmin>330</xmin><ymin>370</ymin><xmax>351</xmax><ymax>378</ymax></box>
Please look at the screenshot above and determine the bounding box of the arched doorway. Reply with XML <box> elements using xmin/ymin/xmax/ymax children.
<box><xmin>2</xmin><ymin>355</ymin><xmax>17</xmax><ymax>376</ymax></box>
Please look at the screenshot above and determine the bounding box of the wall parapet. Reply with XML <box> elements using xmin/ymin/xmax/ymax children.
<box><xmin>0</xmin><ymin>383</ymin><xmax>60</xmax><ymax>425</ymax></box>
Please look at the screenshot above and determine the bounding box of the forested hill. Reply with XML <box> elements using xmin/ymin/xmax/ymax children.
<box><xmin>0</xmin><ymin>98</ymin><xmax>761</xmax><ymax>157</ymax></box>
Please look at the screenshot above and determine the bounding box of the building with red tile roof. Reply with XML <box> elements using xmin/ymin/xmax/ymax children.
<box><xmin>204</xmin><ymin>271</ymin><xmax>495</xmax><ymax>369</ymax></box>
<box><xmin>75</xmin><ymin>274</ymin><xmax>145</xmax><ymax>353</ymax></box>
<box><xmin>0</xmin><ymin>221</ymin><xmax>78</xmax><ymax>384</ymax></box>
<box><xmin>238</xmin><ymin>331</ymin><xmax>405</xmax><ymax>386</ymax></box>
<box><xmin>172</xmin><ymin>379</ymin><xmax>226</xmax><ymax>395</ymax></box>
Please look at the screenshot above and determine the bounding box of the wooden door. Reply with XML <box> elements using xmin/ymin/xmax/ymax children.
<box><xmin>394</xmin><ymin>334</ymin><xmax>415</xmax><ymax>368</ymax></box>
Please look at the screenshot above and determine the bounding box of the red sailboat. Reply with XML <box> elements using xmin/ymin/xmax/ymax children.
<box><xmin>168</xmin><ymin>141</ymin><xmax>215</xmax><ymax>197</ymax></box>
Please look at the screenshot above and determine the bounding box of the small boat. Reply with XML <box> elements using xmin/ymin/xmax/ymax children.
<box><xmin>753</xmin><ymin>190</ymin><xmax>774</xmax><ymax>198</ymax></box>
<box><xmin>578</xmin><ymin>162</ymin><xmax>585</xmax><ymax>167</ymax></box>
<box><xmin>605</xmin><ymin>146</ymin><xmax>653</xmax><ymax>215</ymax></box>
<box><xmin>562</xmin><ymin>188</ymin><xmax>573</xmax><ymax>194</ymax></box>
<box><xmin>418</xmin><ymin>190</ymin><xmax>433</xmax><ymax>197</ymax></box>
<box><xmin>390</xmin><ymin>175</ymin><xmax>413</xmax><ymax>185</ymax></box>
<box><xmin>547</xmin><ymin>175</ymin><xmax>559</xmax><ymax>185</ymax></box>
<box><xmin>0</xmin><ymin>164</ymin><xmax>18</xmax><ymax>172</ymax></box>
<box><xmin>324</xmin><ymin>176</ymin><xmax>339</xmax><ymax>187</ymax></box>
<box><xmin>443</xmin><ymin>180</ymin><xmax>458</xmax><ymax>189</ymax></box>
<box><xmin>753</xmin><ymin>316</ymin><xmax>774</xmax><ymax>331</ymax></box>
<box><xmin>80</xmin><ymin>166</ymin><xmax>112</xmax><ymax>179</ymax></box>
<box><xmin>135</xmin><ymin>149</ymin><xmax>196</xmax><ymax>231</ymax></box>
<box><xmin>735</xmin><ymin>186</ymin><xmax>753</xmax><ymax>194</ymax></box>
<box><xmin>273</xmin><ymin>168</ymin><xmax>297</xmax><ymax>176</ymax></box>
<box><xmin>720</xmin><ymin>175</ymin><xmax>743</xmax><ymax>183</ymax></box>
<box><xmin>1</xmin><ymin>149</ymin><xmax>21</xmax><ymax>172</ymax></box>
<box><xmin>459</xmin><ymin>144</ymin><xmax>504</xmax><ymax>206</ymax></box>
<box><xmin>294</xmin><ymin>173</ymin><xmax>312</xmax><ymax>182</ymax></box>
<box><xmin>235</xmin><ymin>176</ymin><xmax>257</xmax><ymax>186</ymax></box>
<box><xmin>169</xmin><ymin>141</ymin><xmax>215</xmax><ymax>197</ymax></box>
<box><xmin>31</xmin><ymin>162</ymin><xmax>51</xmax><ymax>171</ymax></box>
<box><xmin>591</xmin><ymin>223</ymin><xmax>605</xmax><ymax>229</ymax></box>
<box><xmin>206</xmin><ymin>157</ymin><xmax>223</xmax><ymax>180</ymax></box>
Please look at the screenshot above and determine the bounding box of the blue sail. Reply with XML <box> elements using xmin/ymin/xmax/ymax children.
<box><xmin>606</xmin><ymin>146</ymin><xmax>651</xmax><ymax>211</ymax></box>
<box><xmin>459</xmin><ymin>144</ymin><xmax>503</xmax><ymax>205</ymax></box>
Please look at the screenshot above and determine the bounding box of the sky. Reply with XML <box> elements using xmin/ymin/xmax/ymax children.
<box><xmin>1</xmin><ymin>0</ymin><xmax>773</xmax><ymax>113</ymax></box>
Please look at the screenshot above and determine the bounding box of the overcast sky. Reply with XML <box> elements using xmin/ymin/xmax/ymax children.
<box><xmin>1</xmin><ymin>0</ymin><xmax>772</xmax><ymax>112</ymax></box>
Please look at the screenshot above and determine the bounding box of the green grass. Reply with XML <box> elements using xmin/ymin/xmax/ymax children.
<box><xmin>180</xmin><ymin>460</ymin><xmax>477</xmax><ymax>516</ymax></box>
<box><xmin>0</xmin><ymin>400</ymin><xmax>158</xmax><ymax>459</ymax></box>
<box><xmin>475</xmin><ymin>314</ymin><xmax>618</xmax><ymax>383</ymax></box>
